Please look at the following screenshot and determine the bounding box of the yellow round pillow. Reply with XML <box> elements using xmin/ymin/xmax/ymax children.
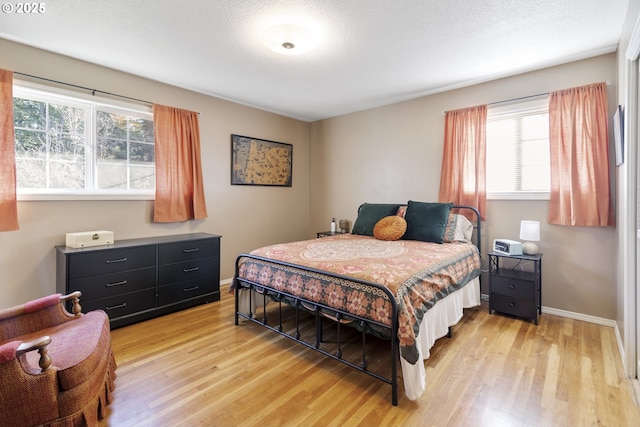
<box><xmin>373</xmin><ymin>215</ymin><xmax>407</xmax><ymax>241</ymax></box>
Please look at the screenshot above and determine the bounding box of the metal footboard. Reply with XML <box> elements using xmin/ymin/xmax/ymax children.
<box><xmin>233</xmin><ymin>254</ymin><xmax>400</xmax><ymax>406</ymax></box>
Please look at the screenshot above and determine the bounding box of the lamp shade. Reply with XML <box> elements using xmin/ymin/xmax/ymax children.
<box><xmin>520</xmin><ymin>220</ymin><xmax>540</xmax><ymax>242</ymax></box>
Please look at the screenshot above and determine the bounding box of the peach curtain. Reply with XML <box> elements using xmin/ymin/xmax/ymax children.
<box><xmin>152</xmin><ymin>104</ymin><xmax>208</xmax><ymax>222</ymax></box>
<box><xmin>548</xmin><ymin>82</ymin><xmax>613</xmax><ymax>226</ymax></box>
<box><xmin>438</xmin><ymin>105</ymin><xmax>487</xmax><ymax>220</ymax></box>
<box><xmin>0</xmin><ymin>69</ymin><xmax>18</xmax><ymax>231</ymax></box>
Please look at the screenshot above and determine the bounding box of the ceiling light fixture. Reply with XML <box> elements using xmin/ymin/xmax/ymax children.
<box><xmin>261</xmin><ymin>23</ymin><xmax>318</xmax><ymax>55</ymax></box>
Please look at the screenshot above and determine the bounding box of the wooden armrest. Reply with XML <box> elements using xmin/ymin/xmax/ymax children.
<box><xmin>59</xmin><ymin>291</ymin><xmax>82</xmax><ymax>316</ymax></box>
<box><xmin>16</xmin><ymin>336</ymin><xmax>52</xmax><ymax>372</ymax></box>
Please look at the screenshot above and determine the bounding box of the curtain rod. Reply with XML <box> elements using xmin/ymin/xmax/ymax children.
<box><xmin>442</xmin><ymin>93</ymin><xmax>546</xmax><ymax>114</ymax></box>
<box><xmin>487</xmin><ymin>91</ymin><xmax>548</xmax><ymax>106</ymax></box>
<box><xmin>443</xmin><ymin>92</ymin><xmax>547</xmax><ymax>114</ymax></box>
<box><xmin>445</xmin><ymin>80</ymin><xmax>611</xmax><ymax>114</ymax></box>
<box><xmin>489</xmin><ymin>80</ymin><xmax>612</xmax><ymax>107</ymax></box>
<box><xmin>13</xmin><ymin>71</ymin><xmax>154</xmax><ymax>106</ymax></box>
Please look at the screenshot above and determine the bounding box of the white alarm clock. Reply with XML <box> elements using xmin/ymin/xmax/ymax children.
<box><xmin>493</xmin><ymin>239</ymin><xmax>523</xmax><ymax>256</ymax></box>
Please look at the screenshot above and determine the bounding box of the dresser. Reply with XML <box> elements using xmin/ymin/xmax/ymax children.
<box><xmin>488</xmin><ymin>251</ymin><xmax>542</xmax><ymax>324</ymax></box>
<box><xmin>56</xmin><ymin>233</ymin><xmax>221</xmax><ymax>328</ymax></box>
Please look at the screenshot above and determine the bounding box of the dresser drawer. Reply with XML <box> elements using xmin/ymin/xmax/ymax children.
<box><xmin>69</xmin><ymin>267</ymin><xmax>156</xmax><ymax>301</ymax></box>
<box><xmin>491</xmin><ymin>276</ymin><xmax>534</xmax><ymax>299</ymax></box>
<box><xmin>80</xmin><ymin>288</ymin><xmax>156</xmax><ymax>319</ymax></box>
<box><xmin>158</xmin><ymin>238</ymin><xmax>219</xmax><ymax>265</ymax></box>
<box><xmin>68</xmin><ymin>246</ymin><xmax>156</xmax><ymax>279</ymax></box>
<box><xmin>491</xmin><ymin>294</ymin><xmax>535</xmax><ymax>319</ymax></box>
<box><xmin>158</xmin><ymin>257</ymin><xmax>218</xmax><ymax>286</ymax></box>
<box><xmin>157</xmin><ymin>276</ymin><xmax>218</xmax><ymax>306</ymax></box>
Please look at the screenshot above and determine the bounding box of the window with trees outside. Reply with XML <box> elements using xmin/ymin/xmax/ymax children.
<box><xmin>13</xmin><ymin>83</ymin><xmax>155</xmax><ymax>200</ymax></box>
<box><xmin>486</xmin><ymin>97</ymin><xmax>550</xmax><ymax>200</ymax></box>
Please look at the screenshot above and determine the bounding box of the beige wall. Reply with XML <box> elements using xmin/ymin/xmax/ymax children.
<box><xmin>0</xmin><ymin>39</ymin><xmax>311</xmax><ymax>309</ymax></box>
<box><xmin>310</xmin><ymin>54</ymin><xmax>618</xmax><ymax>319</ymax></box>
<box><xmin>0</xmin><ymin>39</ymin><xmax>622</xmax><ymax>321</ymax></box>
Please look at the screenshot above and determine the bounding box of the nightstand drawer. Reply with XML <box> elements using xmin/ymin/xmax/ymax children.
<box><xmin>491</xmin><ymin>276</ymin><xmax>534</xmax><ymax>299</ymax></box>
<box><xmin>491</xmin><ymin>294</ymin><xmax>536</xmax><ymax>319</ymax></box>
<box><xmin>69</xmin><ymin>267</ymin><xmax>156</xmax><ymax>301</ymax></box>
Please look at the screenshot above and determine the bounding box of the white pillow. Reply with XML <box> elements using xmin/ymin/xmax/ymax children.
<box><xmin>454</xmin><ymin>214</ymin><xmax>474</xmax><ymax>242</ymax></box>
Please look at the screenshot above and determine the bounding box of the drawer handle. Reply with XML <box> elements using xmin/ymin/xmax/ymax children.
<box><xmin>183</xmin><ymin>248</ymin><xmax>199</xmax><ymax>253</ymax></box>
<box><xmin>509</xmin><ymin>301</ymin><xmax>516</xmax><ymax>307</ymax></box>
<box><xmin>509</xmin><ymin>284</ymin><xmax>516</xmax><ymax>289</ymax></box>
<box><xmin>184</xmin><ymin>285</ymin><xmax>199</xmax><ymax>292</ymax></box>
<box><xmin>106</xmin><ymin>257</ymin><xmax>128</xmax><ymax>264</ymax></box>
<box><xmin>183</xmin><ymin>266</ymin><xmax>199</xmax><ymax>273</ymax></box>
<box><xmin>106</xmin><ymin>280</ymin><xmax>127</xmax><ymax>287</ymax></box>
<box><xmin>105</xmin><ymin>302</ymin><xmax>127</xmax><ymax>310</ymax></box>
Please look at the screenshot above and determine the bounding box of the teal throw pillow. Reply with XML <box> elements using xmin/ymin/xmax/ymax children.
<box><xmin>351</xmin><ymin>203</ymin><xmax>401</xmax><ymax>236</ymax></box>
<box><xmin>403</xmin><ymin>201</ymin><xmax>453</xmax><ymax>243</ymax></box>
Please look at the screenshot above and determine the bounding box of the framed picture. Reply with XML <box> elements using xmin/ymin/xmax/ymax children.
<box><xmin>231</xmin><ymin>134</ymin><xmax>292</xmax><ymax>186</ymax></box>
<box><xmin>614</xmin><ymin>105</ymin><xmax>624</xmax><ymax>166</ymax></box>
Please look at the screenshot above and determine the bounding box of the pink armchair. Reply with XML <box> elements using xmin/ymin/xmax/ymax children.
<box><xmin>0</xmin><ymin>291</ymin><xmax>116</xmax><ymax>427</ymax></box>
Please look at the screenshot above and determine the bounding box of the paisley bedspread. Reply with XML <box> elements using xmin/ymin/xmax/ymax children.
<box><xmin>236</xmin><ymin>233</ymin><xmax>481</xmax><ymax>364</ymax></box>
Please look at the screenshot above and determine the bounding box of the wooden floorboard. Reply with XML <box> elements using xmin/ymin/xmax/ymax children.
<box><xmin>99</xmin><ymin>287</ymin><xmax>640</xmax><ymax>427</ymax></box>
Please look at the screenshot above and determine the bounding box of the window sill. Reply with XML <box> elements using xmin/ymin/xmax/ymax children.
<box><xmin>17</xmin><ymin>193</ymin><xmax>155</xmax><ymax>202</ymax></box>
<box><xmin>487</xmin><ymin>192</ymin><xmax>549</xmax><ymax>201</ymax></box>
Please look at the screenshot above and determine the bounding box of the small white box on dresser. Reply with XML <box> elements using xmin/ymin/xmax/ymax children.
<box><xmin>65</xmin><ymin>230</ymin><xmax>114</xmax><ymax>248</ymax></box>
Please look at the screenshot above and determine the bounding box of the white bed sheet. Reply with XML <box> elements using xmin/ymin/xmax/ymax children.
<box><xmin>401</xmin><ymin>276</ymin><xmax>481</xmax><ymax>400</ymax></box>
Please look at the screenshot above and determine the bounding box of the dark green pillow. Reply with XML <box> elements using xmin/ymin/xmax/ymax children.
<box><xmin>351</xmin><ymin>203</ymin><xmax>401</xmax><ymax>236</ymax></box>
<box><xmin>403</xmin><ymin>201</ymin><xmax>453</xmax><ymax>243</ymax></box>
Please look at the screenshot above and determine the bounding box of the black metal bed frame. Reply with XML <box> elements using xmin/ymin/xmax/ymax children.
<box><xmin>233</xmin><ymin>205</ymin><xmax>481</xmax><ymax>406</ymax></box>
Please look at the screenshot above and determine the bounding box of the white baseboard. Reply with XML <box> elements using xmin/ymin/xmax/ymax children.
<box><xmin>541</xmin><ymin>305</ymin><xmax>617</xmax><ymax>328</ymax></box>
<box><xmin>220</xmin><ymin>277</ymin><xmax>233</xmax><ymax>289</ymax></box>
<box><xmin>481</xmin><ymin>292</ymin><xmax>616</xmax><ymax>327</ymax></box>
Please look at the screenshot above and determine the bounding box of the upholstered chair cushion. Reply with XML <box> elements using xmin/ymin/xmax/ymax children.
<box><xmin>21</xmin><ymin>310</ymin><xmax>110</xmax><ymax>390</ymax></box>
<box><xmin>0</xmin><ymin>340</ymin><xmax>21</xmax><ymax>364</ymax></box>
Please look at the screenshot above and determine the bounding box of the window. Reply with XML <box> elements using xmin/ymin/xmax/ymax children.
<box><xmin>13</xmin><ymin>83</ymin><xmax>154</xmax><ymax>200</ymax></box>
<box><xmin>486</xmin><ymin>97</ymin><xmax>550</xmax><ymax>200</ymax></box>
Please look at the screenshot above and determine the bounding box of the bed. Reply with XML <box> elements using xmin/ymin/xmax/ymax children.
<box><xmin>232</xmin><ymin>201</ymin><xmax>482</xmax><ymax>405</ymax></box>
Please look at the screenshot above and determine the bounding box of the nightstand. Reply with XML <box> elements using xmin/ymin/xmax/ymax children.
<box><xmin>488</xmin><ymin>251</ymin><xmax>542</xmax><ymax>324</ymax></box>
<box><xmin>316</xmin><ymin>231</ymin><xmax>342</xmax><ymax>238</ymax></box>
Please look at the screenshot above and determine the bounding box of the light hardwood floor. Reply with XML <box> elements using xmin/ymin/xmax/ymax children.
<box><xmin>99</xmin><ymin>287</ymin><xmax>640</xmax><ymax>427</ymax></box>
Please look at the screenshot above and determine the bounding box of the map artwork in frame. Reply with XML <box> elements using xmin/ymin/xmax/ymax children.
<box><xmin>231</xmin><ymin>134</ymin><xmax>293</xmax><ymax>186</ymax></box>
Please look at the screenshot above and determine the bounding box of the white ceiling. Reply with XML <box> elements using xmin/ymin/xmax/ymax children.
<box><xmin>0</xmin><ymin>0</ymin><xmax>629</xmax><ymax>122</ymax></box>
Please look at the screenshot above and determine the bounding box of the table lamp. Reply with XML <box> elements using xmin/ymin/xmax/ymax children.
<box><xmin>520</xmin><ymin>220</ymin><xmax>540</xmax><ymax>255</ymax></box>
